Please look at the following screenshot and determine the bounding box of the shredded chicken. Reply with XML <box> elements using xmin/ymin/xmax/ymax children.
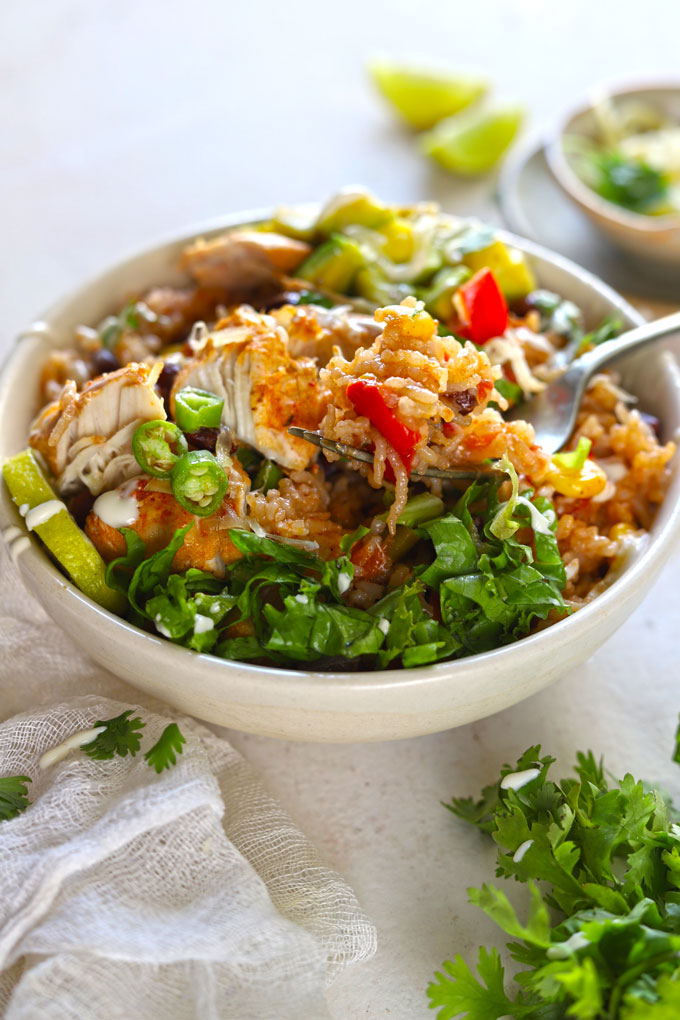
<box><xmin>171</xmin><ymin>306</ymin><xmax>326</xmax><ymax>470</ymax></box>
<box><xmin>29</xmin><ymin>362</ymin><xmax>166</xmax><ymax>497</ymax></box>
<box><xmin>271</xmin><ymin>303</ymin><xmax>381</xmax><ymax>365</ymax></box>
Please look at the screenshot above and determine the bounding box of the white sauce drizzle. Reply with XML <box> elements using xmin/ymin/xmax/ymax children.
<box><xmin>295</xmin><ymin>594</ymin><xmax>309</xmax><ymax>605</ymax></box>
<box><xmin>337</xmin><ymin>572</ymin><xmax>351</xmax><ymax>594</ymax></box>
<box><xmin>39</xmin><ymin>725</ymin><xmax>107</xmax><ymax>768</ymax></box>
<box><xmin>24</xmin><ymin>500</ymin><xmax>67</xmax><ymax>531</ymax></box>
<box><xmin>500</xmin><ymin>767</ymin><xmax>541</xmax><ymax>792</ymax></box>
<box><xmin>93</xmin><ymin>487</ymin><xmax>139</xmax><ymax>528</ymax></box>
<box><xmin>194</xmin><ymin>613</ymin><xmax>214</xmax><ymax>634</ymax></box>
<box><xmin>154</xmin><ymin>616</ymin><xmax>172</xmax><ymax>638</ymax></box>
<box><xmin>378</xmin><ymin>617</ymin><xmax>390</xmax><ymax>635</ymax></box>
<box><xmin>513</xmin><ymin>839</ymin><xmax>534</xmax><ymax>863</ymax></box>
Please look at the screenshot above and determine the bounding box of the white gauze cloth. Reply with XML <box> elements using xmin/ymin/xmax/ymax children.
<box><xmin>0</xmin><ymin>542</ymin><xmax>376</xmax><ymax>1019</ymax></box>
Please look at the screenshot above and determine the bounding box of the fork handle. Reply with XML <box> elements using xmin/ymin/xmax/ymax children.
<box><xmin>577</xmin><ymin>310</ymin><xmax>680</xmax><ymax>374</ymax></box>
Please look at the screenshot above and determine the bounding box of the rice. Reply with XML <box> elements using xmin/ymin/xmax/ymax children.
<box><xmin>320</xmin><ymin>298</ymin><xmax>502</xmax><ymax>530</ymax></box>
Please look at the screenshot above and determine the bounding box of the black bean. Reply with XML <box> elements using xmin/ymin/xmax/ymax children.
<box><xmin>451</xmin><ymin>388</ymin><xmax>477</xmax><ymax>415</ymax></box>
<box><xmin>156</xmin><ymin>360</ymin><xmax>182</xmax><ymax>407</ymax></box>
<box><xmin>186</xmin><ymin>427</ymin><xmax>219</xmax><ymax>452</ymax></box>
<box><xmin>91</xmin><ymin>348</ymin><xmax>121</xmax><ymax>376</ymax></box>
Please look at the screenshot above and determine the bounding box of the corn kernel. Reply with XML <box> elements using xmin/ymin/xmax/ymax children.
<box><xmin>609</xmin><ymin>522</ymin><xmax>636</xmax><ymax>542</ymax></box>
<box><xmin>546</xmin><ymin>459</ymin><xmax>608</xmax><ymax>499</ymax></box>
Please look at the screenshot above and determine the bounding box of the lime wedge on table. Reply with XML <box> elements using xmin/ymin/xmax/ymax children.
<box><xmin>369</xmin><ymin>59</ymin><xmax>488</xmax><ymax>130</ymax></box>
<box><xmin>422</xmin><ymin>104</ymin><xmax>524</xmax><ymax>175</ymax></box>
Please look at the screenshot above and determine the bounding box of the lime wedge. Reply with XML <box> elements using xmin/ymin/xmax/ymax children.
<box><xmin>422</xmin><ymin>104</ymin><xmax>524</xmax><ymax>175</ymax></box>
<box><xmin>3</xmin><ymin>449</ymin><xmax>125</xmax><ymax>614</ymax></box>
<box><xmin>368</xmin><ymin>59</ymin><xmax>488</xmax><ymax>130</ymax></box>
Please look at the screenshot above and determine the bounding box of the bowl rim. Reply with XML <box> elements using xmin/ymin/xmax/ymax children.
<box><xmin>545</xmin><ymin>78</ymin><xmax>680</xmax><ymax>233</ymax></box>
<box><xmin>1</xmin><ymin>207</ymin><xmax>679</xmax><ymax>699</ymax></box>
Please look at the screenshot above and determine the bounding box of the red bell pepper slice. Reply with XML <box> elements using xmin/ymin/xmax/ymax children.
<box><xmin>454</xmin><ymin>267</ymin><xmax>508</xmax><ymax>345</ymax></box>
<box><xmin>346</xmin><ymin>379</ymin><xmax>419</xmax><ymax>472</ymax></box>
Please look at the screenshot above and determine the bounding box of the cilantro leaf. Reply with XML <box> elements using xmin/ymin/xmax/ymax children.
<box><xmin>144</xmin><ymin>723</ymin><xmax>186</xmax><ymax>773</ymax></box>
<box><xmin>82</xmin><ymin>710</ymin><xmax>145</xmax><ymax>760</ymax></box>
<box><xmin>673</xmin><ymin>715</ymin><xmax>680</xmax><ymax>768</ymax></box>
<box><xmin>427</xmin><ymin>947</ymin><xmax>519</xmax><ymax>1020</ymax></box>
<box><xmin>622</xmin><ymin>973</ymin><xmax>680</xmax><ymax>1018</ymax></box>
<box><xmin>433</xmin><ymin>739</ymin><xmax>680</xmax><ymax>1019</ymax></box>
<box><xmin>0</xmin><ymin>775</ymin><xmax>31</xmax><ymax>821</ymax></box>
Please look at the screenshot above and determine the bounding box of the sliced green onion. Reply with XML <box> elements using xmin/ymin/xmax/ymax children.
<box><xmin>396</xmin><ymin>492</ymin><xmax>444</xmax><ymax>528</ymax></box>
<box><xmin>174</xmin><ymin>387</ymin><xmax>224</xmax><ymax>432</ymax></box>
<box><xmin>552</xmin><ymin>436</ymin><xmax>592</xmax><ymax>472</ymax></box>
<box><xmin>385</xmin><ymin>525</ymin><xmax>419</xmax><ymax>561</ymax></box>
<box><xmin>235</xmin><ymin>446</ymin><xmax>262</xmax><ymax>473</ymax></box>
<box><xmin>253</xmin><ymin>459</ymin><xmax>283</xmax><ymax>493</ymax></box>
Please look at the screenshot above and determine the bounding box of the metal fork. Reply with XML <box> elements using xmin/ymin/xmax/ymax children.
<box><xmin>287</xmin><ymin>427</ymin><xmax>505</xmax><ymax>480</ymax></box>
<box><xmin>507</xmin><ymin>311</ymin><xmax>680</xmax><ymax>454</ymax></box>
<box><xmin>289</xmin><ymin>311</ymin><xmax>680</xmax><ymax>474</ymax></box>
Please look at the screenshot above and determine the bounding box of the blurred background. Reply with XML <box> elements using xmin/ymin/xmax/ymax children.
<box><xmin>2</xmin><ymin>0</ymin><xmax>679</xmax><ymax>344</ymax></box>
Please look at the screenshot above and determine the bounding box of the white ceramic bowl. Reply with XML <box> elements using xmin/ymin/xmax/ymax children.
<box><xmin>1</xmin><ymin>214</ymin><xmax>679</xmax><ymax>742</ymax></box>
<box><xmin>546</xmin><ymin>81</ymin><xmax>680</xmax><ymax>265</ymax></box>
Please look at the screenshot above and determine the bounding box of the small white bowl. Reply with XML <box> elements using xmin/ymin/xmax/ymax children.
<box><xmin>546</xmin><ymin>81</ymin><xmax>680</xmax><ymax>265</ymax></box>
<box><xmin>1</xmin><ymin>213</ymin><xmax>679</xmax><ymax>742</ymax></box>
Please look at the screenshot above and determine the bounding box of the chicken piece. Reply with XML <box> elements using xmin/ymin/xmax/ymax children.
<box><xmin>271</xmin><ymin>303</ymin><xmax>381</xmax><ymax>365</ymax></box>
<box><xmin>180</xmin><ymin>230</ymin><xmax>311</xmax><ymax>292</ymax></box>
<box><xmin>85</xmin><ymin>470</ymin><xmax>249</xmax><ymax>577</ymax></box>
<box><xmin>29</xmin><ymin>363</ymin><xmax>167</xmax><ymax>497</ymax></box>
<box><xmin>171</xmin><ymin>306</ymin><xmax>325</xmax><ymax>471</ymax></box>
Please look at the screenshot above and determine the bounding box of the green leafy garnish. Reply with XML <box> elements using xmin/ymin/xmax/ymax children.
<box><xmin>0</xmin><ymin>775</ymin><xmax>32</xmax><ymax>821</ymax></box>
<box><xmin>493</xmin><ymin>377</ymin><xmax>523</xmax><ymax>407</ymax></box>
<box><xmin>98</xmin><ymin>301</ymin><xmax>157</xmax><ymax>349</ymax></box>
<box><xmin>527</xmin><ymin>289</ymin><xmax>583</xmax><ymax>341</ymax></box>
<box><xmin>82</xmin><ymin>710</ymin><xmax>146</xmax><ymax>760</ymax></box>
<box><xmin>107</xmin><ymin>467</ymin><xmax>566</xmax><ymax>667</ymax></box>
<box><xmin>429</xmin><ymin>722</ymin><xmax>680</xmax><ymax>1019</ymax></box>
<box><xmin>577</xmin><ymin>313</ymin><xmax>624</xmax><ymax>355</ymax></box>
<box><xmin>589</xmin><ymin>151</ymin><xmax>670</xmax><ymax>214</ymax></box>
<box><xmin>552</xmin><ymin>436</ymin><xmax>592</xmax><ymax>472</ymax></box>
<box><xmin>295</xmin><ymin>290</ymin><xmax>334</xmax><ymax>308</ymax></box>
<box><xmin>429</xmin><ymin>947</ymin><xmax>516</xmax><ymax>1020</ymax></box>
<box><xmin>144</xmin><ymin>723</ymin><xmax>186</xmax><ymax>773</ymax></box>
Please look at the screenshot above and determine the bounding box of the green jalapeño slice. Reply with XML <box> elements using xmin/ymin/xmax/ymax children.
<box><xmin>171</xmin><ymin>450</ymin><xmax>228</xmax><ymax>516</ymax></box>
<box><xmin>132</xmin><ymin>420</ymin><xmax>189</xmax><ymax>478</ymax></box>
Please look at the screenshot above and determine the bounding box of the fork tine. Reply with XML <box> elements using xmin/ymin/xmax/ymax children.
<box><xmin>287</xmin><ymin>427</ymin><xmax>506</xmax><ymax>480</ymax></box>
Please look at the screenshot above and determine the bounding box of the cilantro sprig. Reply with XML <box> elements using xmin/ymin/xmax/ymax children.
<box><xmin>429</xmin><ymin>721</ymin><xmax>680</xmax><ymax>1019</ymax></box>
<box><xmin>82</xmin><ymin>710</ymin><xmax>146</xmax><ymax>760</ymax></box>
<box><xmin>80</xmin><ymin>712</ymin><xmax>185</xmax><ymax>773</ymax></box>
<box><xmin>144</xmin><ymin>724</ymin><xmax>186</xmax><ymax>773</ymax></box>
<box><xmin>0</xmin><ymin>775</ymin><xmax>32</xmax><ymax>821</ymax></box>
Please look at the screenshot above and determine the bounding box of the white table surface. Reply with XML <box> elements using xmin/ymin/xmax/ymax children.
<box><xmin>2</xmin><ymin>2</ymin><xmax>680</xmax><ymax>1016</ymax></box>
